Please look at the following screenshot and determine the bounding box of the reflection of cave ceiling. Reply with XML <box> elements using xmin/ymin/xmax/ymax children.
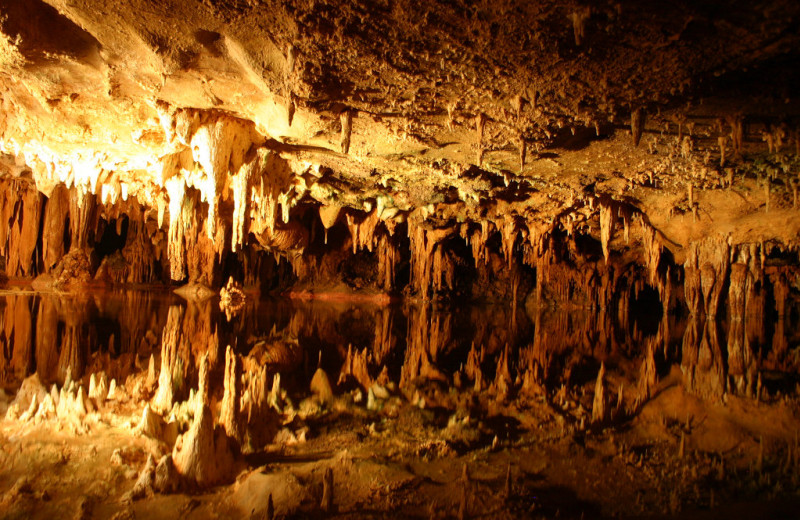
<box><xmin>1</xmin><ymin>0</ymin><xmax>800</xmax><ymax>280</ymax></box>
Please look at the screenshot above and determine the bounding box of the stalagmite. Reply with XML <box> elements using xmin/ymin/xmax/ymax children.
<box><xmin>153</xmin><ymin>306</ymin><xmax>186</xmax><ymax>414</ymax></box>
<box><xmin>338</xmin><ymin>345</ymin><xmax>372</xmax><ymax>391</ymax></box>
<box><xmin>172</xmin><ymin>354</ymin><xmax>236</xmax><ymax>487</ymax></box>
<box><xmin>310</xmin><ymin>367</ymin><xmax>334</xmax><ymax>405</ymax></box>
<box><xmin>154</xmin><ymin>454</ymin><xmax>180</xmax><ymax>494</ymax></box>
<box><xmin>345</xmin><ymin>210</ymin><xmax>381</xmax><ymax>254</ymax></box>
<box><xmin>640</xmin><ymin>342</ymin><xmax>658</xmax><ymax>401</ymax></box>
<box><xmin>128</xmin><ymin>454</ymin><xmax>156</xmax><ymax>501</ymax></box>
<box><xmin>718</xmin><ymin>136</ymin><xmax>727</xmax><ymax>166</ymax></box>
<box><xmin>220</xmin><ymin>345</ymin><xmax>244</xmax><ymax>444</ymax></box>
<box><xmin>340</xmin><ymin>110</ymin><xmax>352</xmax><ymax>154</ymax></box>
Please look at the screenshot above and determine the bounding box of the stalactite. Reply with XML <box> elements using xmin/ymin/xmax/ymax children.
<box><xmin>232</xmin><ymin>148</ymin><xmax>269</xmax><ymax>252</ymax></box>
<box><xmin>568</xmin><ymin>7</ymin><xmax>591</xmax><ymax>46</ymax></box>
<box><xmin>190</xmin><ymin>116</ymin><xmax>257</xmax><ymax>243</ymax></box>
<box><xmin>727</xmin><ymin>115</ymin><xmax>744</xmax><ymax>158</ymax></box>
<box><xmin>69</xmin><ymin>187</ymin><xmax>95</xmax><ymax>251</ymax></box>
<box><xmin>377</xmin><ymin>234</ymin><xmax>398</xmax><ymax>291</ymax></box>
<box><xmin>600</xmin><ymin>203</ymin><xmax>614</xmax><ymax>262</ymax></box>
<box><xmin>640</xmin><ymin>220</ymin><xmax>663</xmax><ymax>297</ymax></box>
<box><xmin>400</xmin><ymin>305</ymin><xmax>449</xmax><ymax>388</ymax></box>
<box><xmin>7</xmin><ymin>295</ymin><xmax>33</xmax><ymax>382</ymax></box>
<box><xmin>500</xmin><ymin>215</ymin><xmax>517</xmax><ymax>266</ymax></box>
<box><xmin>684</xmin><ymin>237</ymin><xmax>730</xmax><ymax>316</ymax></box>
<box><xmin>41</xmin><ymin>184</ymin><xmax>69</xmax><ymax>273</ymax></box>
<box><xmin>6</xmin><ymin>182</ymin><xmax>42</xmax><ymax>277</ymax></box>
<box><xmin>407</xmin><ymin>216</ymin><xmax>453</xmax><ymax>299</ymax></box>
<box><xmin>34</xmin><ymin>297</ymin><xmax>59</xmax><ymax>384</ymax></box>
<box><xmin>346</xmin><ymin>210</ymin><xmax>381</xmax><ymax>254</ymax></box>
<box><xmin>165</xmin><ymin>177</ymin><xmax>188</xmax><ymax>280</ymax></box>
<box><xmin>475</xmin><ymin>113</ymin><xmax>486</xmax><ymax>164</ymax></box>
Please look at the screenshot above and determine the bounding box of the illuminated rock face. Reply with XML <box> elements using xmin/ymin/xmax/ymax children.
<box><xmin>0</xmin><ymin>0</ymin><xmax>799</xmax><ymax>307</ymax></box>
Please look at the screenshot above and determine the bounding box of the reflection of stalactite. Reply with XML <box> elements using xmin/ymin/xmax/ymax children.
<box><xmin>682</xmin><ymin>316</ymin><xmax>726</xmax><ymax>400</ymax></box>
<box><xmin>680</xmin><ymin>315</ymin><xmax>700</xmax><ymax>393</ymax></box>
<box><xmin>6</xmin><ymin>295</ymin><xmax>33</xmax><ymax>382</ymax></box>
<box><xmin>58</xmin><ymin>324</ymin><xmax>85</xmax><ymax>385</ymax></box>
<box><xmin>220</xmin><ymin>345</ymin><xmax>244</xmax><ymax>444</ymax></box>
<box><xmin>399</xmin><ymin>305</ymin><xmax>449</xmax><ymax>388</ymax></box>
<box><xmin>153</xmin><ymin>305</ymin><xmax>189</xmax><ymax>413</ymax></box>
<box><xmin>639</xmin><ymin>340</ymin><xmax>658</xmax><ymax>401</ymax></box>
<box><xmin>34</xmin><ymin>296</ymin><xmax>60</xmax><ymax>384</ymax></box>
<box><xmin>371</xmin><ymin>307</ymin><xmax>396</xmax><ymax>365</ymax></box>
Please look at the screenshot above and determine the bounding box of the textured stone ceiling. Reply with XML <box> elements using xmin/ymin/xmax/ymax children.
<box><xmin>0</xmin><ymin>0</ymin><xmax>799</xmax><ymax>290</ymax></box>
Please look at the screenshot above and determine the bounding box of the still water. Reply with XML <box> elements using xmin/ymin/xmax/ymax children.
<box><xmin>0</xmin><ymin>288</ymin><xmax>798</xmax><ymax>404</ymax></box>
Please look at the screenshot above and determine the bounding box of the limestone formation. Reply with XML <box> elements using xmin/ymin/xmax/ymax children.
<box><xmin>152</xmin><ymin>306</ymin><xmax>188</xmax><ymax>414</ymax></box>
<box><xmin>592</xmin><ymin>363</ymin><xmax>607</xmax><ymax>425</ymax></box>
<box><xmin>321</xmin><ymin>467</ymin><xmax>334</xmax><ymax>513</ymax></box>
<box><xmin>220</xmin><ymin>345</ymin><xmax>244</xmax><ymax>444</ymax></box>
<box><xmin>172</xmin><ymin>354</ymin><xmax>236</xmax><ymax>487</ymax></box>
<box><xmin>219</xmin><ymin>277</ymin><xmax>247</xmax><ymax>320</ymax></box>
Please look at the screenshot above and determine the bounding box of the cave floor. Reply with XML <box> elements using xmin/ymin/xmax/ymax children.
<box><xmin>0</xmin><ymin>288</ymin><xmax>799</xmax><ymax>519</ymax></box>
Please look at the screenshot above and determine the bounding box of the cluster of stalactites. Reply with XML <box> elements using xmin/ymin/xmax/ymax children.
<box><xmin>155</xmin><ymin>107</ymin><xmax>315</xmax><ymax>281</ymax></box>
<box><xmin>683</xmin><ymin>236</ymin><xmax>732</xmax><ymax>317</ymax></box>
<box><xmin>0</xmin><ymin>179</ymin><xmax>143</xmax><ymax>278</ymax></box>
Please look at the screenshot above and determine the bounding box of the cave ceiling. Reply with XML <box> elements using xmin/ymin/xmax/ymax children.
<box><xmin>1</xmin><ymin>0</ymin><xmax>799</xmax><ymax>277</ymax></box>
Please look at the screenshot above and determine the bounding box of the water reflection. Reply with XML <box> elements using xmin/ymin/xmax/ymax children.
<box><xmin>0</xmin><ymin>289</ymin><xmax>798</xmax><ymax>409</ymax></box>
